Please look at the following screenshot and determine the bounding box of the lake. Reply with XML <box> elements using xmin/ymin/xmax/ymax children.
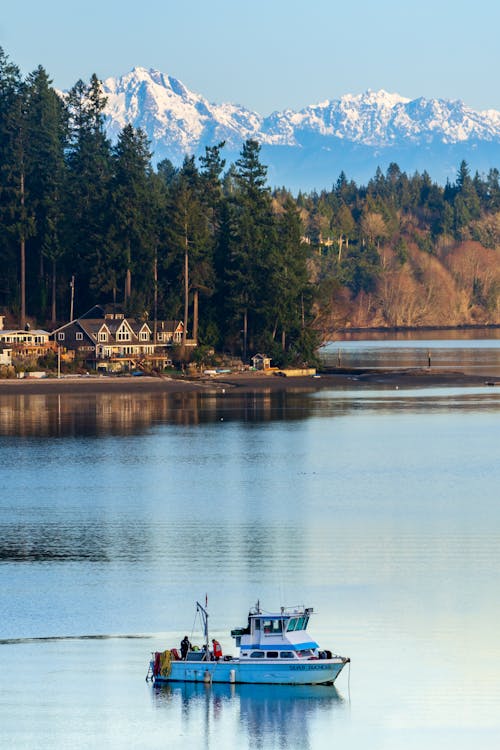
<box><xmin>1</xmin><ymin>339</ymin><xmax>500</xmax><ymax>749</ymax></box>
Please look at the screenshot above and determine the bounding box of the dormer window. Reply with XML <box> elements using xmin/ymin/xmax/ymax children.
<box><xmin>117</xmin><ymin>329</ymin><xmax>131</xmax><ymax>341</ymax></box>
<box><xmin>99</xmin><ymin>332</ymin><xmax>107</xmax><ymax>342</ymax></box>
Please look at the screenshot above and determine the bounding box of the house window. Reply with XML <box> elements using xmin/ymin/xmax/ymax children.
<box><xmin>99</xmin><ymin>332</ymin><xmax>107</xmax><ymax>341</ymax></box>
<box><xmin>157</xmin><ymin>333</ymin><xmax>163</xmax><ymax>341</ymax></box>
<box><xmin>140</xmin><ymin>332</ymin><xmax>148</xmax><ymax>341</ymax></box>
<box><xmin>76</xmin><ymin>332</ymin><xmax>83</xmax><ymax>340</ymax></box>
<box><xmin>57</xmin><ymin>332</ymin><xmax>65</xmax><ymax>341</ymax></box>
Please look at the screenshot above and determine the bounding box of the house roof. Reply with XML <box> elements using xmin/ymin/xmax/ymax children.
<box><xmin>0</xmin><ymin>329</ymin><xmax>50</xmax><ymax>336</ymax></box>
<box><xmin>52</xmin><ymin>313</ymin><xmax>184</xmax><ymax>339</ymax></box>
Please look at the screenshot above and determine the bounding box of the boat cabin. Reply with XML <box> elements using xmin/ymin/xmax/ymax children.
<box><xmin>231</xmin><ymin>605</ymin><xmax>319</xmax><ymax>659</ymax></box>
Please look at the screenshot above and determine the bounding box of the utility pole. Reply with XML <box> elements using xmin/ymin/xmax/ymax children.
<box><xmin>69</xmin><ymin>275</ymin><xmax>75</xmax><ymax>321</ymax></box>
<box><xmin>20</xmin><ymin>172</ymin><xmax>26</xmax><ymax>329</ymax></box>
<box><xmin>153</xmin><ymin>251</ymin><xmax>158</xmax><ymax>367</ymax></box>
<box><xmin>182</xmin><ymin>222</ymin><xmax>189</xmax><ymax>350</ymax></box>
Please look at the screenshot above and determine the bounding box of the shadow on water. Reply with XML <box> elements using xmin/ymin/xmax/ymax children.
<box><xmin>152</xmin><ymin>681</ymin><xmax>346</xmax><ymax>745</ymax></box>
<box><xmin>1</xmin><ymin>385</ymin><xmax>498</xmax><ymax>438</ymax></box>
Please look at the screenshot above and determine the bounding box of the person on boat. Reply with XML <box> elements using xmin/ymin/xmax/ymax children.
<box><xmin>180</xmin><ymin>635</ymin><xmax>191</xmax><ymax>659</ymax></box>
<box><xmin>212</xmin><ymin>639</ymin><xmax>223</xmax><ymax>660</ymax></box>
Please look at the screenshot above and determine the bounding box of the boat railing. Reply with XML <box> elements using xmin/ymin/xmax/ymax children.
<box><xmin>279</xmin><ymin>605</ymin><xmax>313</xmax><ymax>616</ymax></box>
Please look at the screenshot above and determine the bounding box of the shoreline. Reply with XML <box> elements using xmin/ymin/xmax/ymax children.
<box><xmin>0</xmin><ymin>368</ymin><xmax>496</xmax><ymax>396</ymax></box>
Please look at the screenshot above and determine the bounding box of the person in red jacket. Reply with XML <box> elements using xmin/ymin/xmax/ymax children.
<box><xmin>212</xmin><ymin>639</ymin><xmax>223</xmax><ymax>660</ymax></box>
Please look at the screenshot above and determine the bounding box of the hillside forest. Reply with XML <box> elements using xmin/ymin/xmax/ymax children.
<box><xmin>1</xmin><ymin>50</ymin><xmax>499</xmax><ymax>365</ymax></box>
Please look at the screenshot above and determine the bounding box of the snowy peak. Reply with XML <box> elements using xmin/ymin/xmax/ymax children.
<box><xmin>259</xmin><ymin>90</ymin><xmax>500</xmax><ymax>147</ymax></box>
<box><xmin>102</xmin><ymin>67</ymin><xmax>262</xmax><ymax>158</ymax></box>
<box><xmin>98</xmin><ymin>68</ymin><xmax>500</xmax><ymax>186</ymax></box>
<box><xmin>102</xmin><ymin>69</ymin><xmax>500</xmax><ymax>155</ymax></box>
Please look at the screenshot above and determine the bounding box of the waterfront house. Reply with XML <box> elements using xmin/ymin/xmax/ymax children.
<box><xmin>51</xmin><ymin>305</ymin><xmax>193</xmax><ymax>372</ymax></box>
<box><xmin>0</xmin><ymin>328</ymin><xmax>55</xmax><ymax>360</ymax></box>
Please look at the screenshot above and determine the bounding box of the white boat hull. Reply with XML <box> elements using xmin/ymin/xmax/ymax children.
<box><xmin>153</xmin><ymin>657</ymin><xmax>348</xmax><ymax>685</ymax></box>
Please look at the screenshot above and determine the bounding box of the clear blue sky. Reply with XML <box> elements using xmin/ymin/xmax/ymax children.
<box><xmin>1</xmin><ymin>0</ymin><xmax>498</xmax><ymax>115</ymax></box>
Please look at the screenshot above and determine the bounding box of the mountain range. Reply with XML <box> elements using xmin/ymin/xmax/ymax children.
<box><xmin>101</xmin><ymin>67</ymin><xmax>500</xmax><ymax>190</ymax></box>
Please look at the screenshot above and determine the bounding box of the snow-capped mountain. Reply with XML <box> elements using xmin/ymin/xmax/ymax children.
<box><xmin>101</xmin><ymin>67</ymin><xmax>500</xmax><ymax>189</ymax></box>
<box><xmin>102</xmin><ymin>67</ymin><xmax>262</xmax><ymax>161</ymax></box>
<box><xmin>263</xmin><ymin>90</ymin><xmax>500</xmax><ymax>146</ymax></box>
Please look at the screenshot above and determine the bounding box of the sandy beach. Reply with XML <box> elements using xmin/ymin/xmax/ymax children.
<box><xmin>0</xmin><ymin>368</ymin><xmax>495</xmax><ymax>396</ymax></box>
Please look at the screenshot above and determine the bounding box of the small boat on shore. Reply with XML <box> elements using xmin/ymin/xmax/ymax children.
<box><xmin>147</xmin><ymin>601</ymin><xmax>349</xmax><ymax>686</ymax></box>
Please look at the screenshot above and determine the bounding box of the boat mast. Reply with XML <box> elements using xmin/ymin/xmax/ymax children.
<box><xmin>196</xmin><ymin>600</ymin><xmax>209</xmax><ymax>657</ymax></box>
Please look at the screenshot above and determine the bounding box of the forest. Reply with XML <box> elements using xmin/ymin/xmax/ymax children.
<box><xmin>1</xmin><ymin>48</ymin><xmax>499</xmax><ymax>366</ymax></box>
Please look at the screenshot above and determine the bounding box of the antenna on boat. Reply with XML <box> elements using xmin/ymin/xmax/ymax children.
<box><xmin>196</xmin><ymin>599</ymin><xmax>210</xmax><ymax>658</ymax></box>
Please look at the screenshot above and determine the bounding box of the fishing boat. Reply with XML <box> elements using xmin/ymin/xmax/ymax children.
<box><xmin>147</xmin><ymin>601</ymin><xmax>350</xmax><ymax>685</ymax></box>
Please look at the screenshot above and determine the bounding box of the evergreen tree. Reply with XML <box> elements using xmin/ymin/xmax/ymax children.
<box><xmin>0</xmin><ymin>48</ymin><xmax>33</xmax><ymax>325</ymax></box>
<box><xmin>197</xmin><ymin>142</ymin><xmax>226</xmax><ymax>343</ymax></box>
<box><xmin>108</xmin><ymin>124</ymin><xmax>154</xmax><ymax>312</ymax></box>
<box><xmin>160</xmin><ymin>156</ymin><xmax>212</xmax><ymax>351</ymax></box>
<box><xmin>64</xmin><ymin>74</ymin><xmax>112</xmax><ymax>314</ymax></box>
<box><xmin>225</xmin><ymin>139</ymin><xmax>276</xmax><ymax>358</ymax></box>
<box><xmin>24</xmin><ymin>65</ymin><xmax>68</xmax><ymax>322</ymax></box>
<box><xmin>270</xmin><ymin>196</ymin><xmax>310</xmax><ymax>359</ymax></box>
<box><xmin>486</xmin><ymin>168</ymin><xmax>500</xmax><ymax>212</ymax></box>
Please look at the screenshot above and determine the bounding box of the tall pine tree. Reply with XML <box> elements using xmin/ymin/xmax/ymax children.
<box><xmin>64</xmin><ymin>74</ymin><xmax>112</xmax><ymax>314</ymax></box>
<box><xmin>24</xmin><ymin>65</ymin><xmax>67</xmax><ymax>322</ymax></box>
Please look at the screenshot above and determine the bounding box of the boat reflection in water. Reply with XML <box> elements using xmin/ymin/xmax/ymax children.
<box><xmin>153</xmin><ymin>682</ymin><xmax>346</xmax><ymax>746</ymax></box>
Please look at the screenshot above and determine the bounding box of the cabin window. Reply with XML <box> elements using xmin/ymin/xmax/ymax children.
<box><xmin>280</xmin><ymin>651</ymin><xmax>295</xmax><ymax>659</ymax></box>
<box><xmin>295</xmin><ymin>616</ymin><xmax>305</xmax><ymax>630</ymax></box>
<box><xmin>266</xmin><ymin>651</ymin><xmax>279</xmax><ymax>658</ymax></box>
<box><xmin>254</xmin><ymin>619</ymin><xmax>260</xmax><ymax>630</ymax></box>
<box><xmin>263</xmin><ymin>619</ymin><xmax>282</xmax><ymax>634</ymax></box>
<box><xmin>287</xmin><ymin>618</ymin><xmax>297</xmax><ymax>631</ymax></box>
<box><xmin>297</xmin><ymin>649</ymin><xmax>313</xmax><ymax>658</ymax></box>
<box><xmin>250</xmin><ymin>651</ymin><xmax>265</xmax><ymax>658</ymax></box>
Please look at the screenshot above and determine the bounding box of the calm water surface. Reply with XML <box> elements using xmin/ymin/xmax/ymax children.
<box><xmin>1</xmin><ymin>346</ymin><xmax>500</xmax><ymax>749</ymax></box>
<box><xmin>321</xmin><ymin>328</ymin><xmax>500</xmax><ymax>375</ymax></box>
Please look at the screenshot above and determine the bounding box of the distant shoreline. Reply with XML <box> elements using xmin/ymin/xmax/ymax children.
<box><xmin>0</xmin><ymin>369</ymin><xmax>495</xmax><ymax>396</ymax></box>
